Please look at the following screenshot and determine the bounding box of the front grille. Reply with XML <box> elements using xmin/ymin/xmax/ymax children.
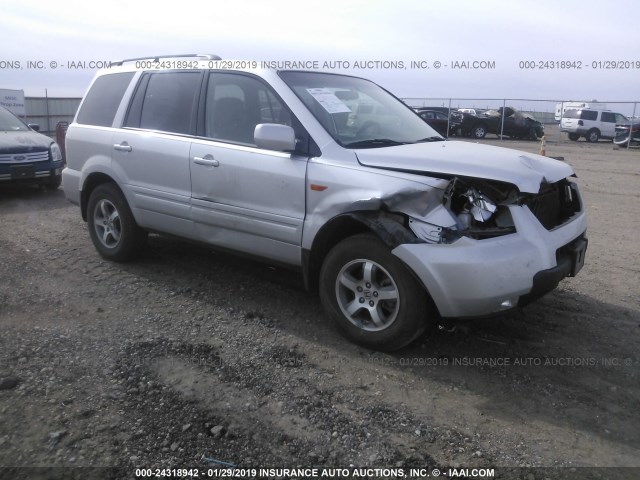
<box><xmin>525</xmin><ymin>179</ymin><xmax>581</xmax><ymax>230</ymax></box>
<box><xmin>0</xmin><ymin>151</ymin><xmax>50</xmax><ymax>163</ymax></box>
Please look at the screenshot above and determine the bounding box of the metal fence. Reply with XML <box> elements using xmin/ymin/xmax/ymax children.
<box><xmin>24</xmin><ymin>97</ymin><xmax>81</xmax><ymax>137</ymax></box>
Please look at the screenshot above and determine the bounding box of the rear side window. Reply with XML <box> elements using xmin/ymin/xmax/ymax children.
<box><xmin>125</xmin><ymin>71</ymin><xmax>202</xmax><ymax>135</ymax></box>
<box><xmin>601</xmin><ymin>112</ymin><xmax>615</xmax><ymax>123</ymax></box>
<box><xmin>76</xmin><ymin>72</ymin><xmax>134</xmax><ymax>127</ymax></box>
<box><xmin>580</xmin><ymin>110</ymin><xmax>598</xmax><ymax>121</ymax></box>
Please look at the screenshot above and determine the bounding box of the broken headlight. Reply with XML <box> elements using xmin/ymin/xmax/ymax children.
<box><xmin>462</xmin><ymin>186</ymin><xmax>497</xmax><ymax>223</ymax></box>
<box><xmin>404</xmin><ymin>177</ymin><xmax>518</xmax><ymax>245</ymax></box>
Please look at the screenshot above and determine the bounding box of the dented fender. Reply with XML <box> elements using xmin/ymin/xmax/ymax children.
<box><xmin>302</xmin><ymin>156</ymin><xmax>450</xmax><ymax>251</ymax></box>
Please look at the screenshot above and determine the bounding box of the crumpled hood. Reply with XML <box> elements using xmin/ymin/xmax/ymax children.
<box><xmin>0</xmin><ymin>130</ymin><xmax>52</xmax><ymax>154</ymax></box>
<box><xmin>354</xmin><ymin>140</ymin><xmax>574</xmax><ymax>193</ymax></box>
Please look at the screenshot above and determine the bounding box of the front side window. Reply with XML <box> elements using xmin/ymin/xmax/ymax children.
<box><xmin>204</xmin><ymin>73</ymin><xmax>291</xmax><ymax>145</ymax></box>
<box><xmin>279</xmin><ymin>71</ymin><xmax>441</xmax><ymax>148</ymax></box>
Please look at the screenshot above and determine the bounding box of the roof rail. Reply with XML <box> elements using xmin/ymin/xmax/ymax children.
<box><xmin>112</xmin><ymin>54</ymin><xmax>222</xmax><ymax>66</ymax></box>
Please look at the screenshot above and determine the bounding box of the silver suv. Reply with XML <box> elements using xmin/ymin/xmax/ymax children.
<box><xmin>63</xmin><ymin>54</ymin><xmax>588</xmax><ymax>351</ymax></box>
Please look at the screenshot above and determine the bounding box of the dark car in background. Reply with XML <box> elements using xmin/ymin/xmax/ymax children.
<box><xmin>0</xmin><ymin>106</ymin><xmax>64</xmax><ymax>189</ymax></box>
<box><xmin>614</xmin><ymin>120</ymin><xmax>640</xmax><ymax>146</ymax></box>
<box><xmin>457</xmin><ymin>107</ymin><xmax>544</xmax><ymax>140</ymax></box>
<box><xmin>415</xmin><ymin>109</ymin><xmax>450</xmax><ymax>136</ymax></box>
<box><xmin>414</xmin><ymin>107</ymin><xmax>461</xmax><ymax>136</ymax></box>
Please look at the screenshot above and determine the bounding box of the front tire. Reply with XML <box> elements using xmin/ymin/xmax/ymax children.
<box><xmin>471</xmin><ymin>124</ymin><xmax>487</xmax><ymax>139</ymax></box>
<box><xmin>44</xmin><ymin>174</ymin><xmax>62</xmax><ymax>190</ymax></box>
<box><xmin>87</xmin><ymin>183</ymin><xmax>147</xmax><ymax>262</ymax></box>
<box><xmin>319</xmin><ymin>233</ymin><xmax>431</xmax><ymax>351</ymax></box>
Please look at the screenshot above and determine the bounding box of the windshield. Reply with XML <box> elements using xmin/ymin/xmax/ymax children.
<box><xmin>0</xmin><ymin>107</ymin><xmax>29</xmax><ymax>132</ymax></box>
<box><xmin>279</xmin><ymin>71</ymin><xmax>442</xmax><ymax>148</ymax></box>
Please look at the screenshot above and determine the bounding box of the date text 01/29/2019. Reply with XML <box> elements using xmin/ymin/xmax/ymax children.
<box><xmin>519</xmin><ymin>60</ymin><xmax>640</xmax><ymax>69</ymax></box>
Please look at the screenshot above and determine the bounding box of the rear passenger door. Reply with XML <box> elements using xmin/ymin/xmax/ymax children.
<box><xmin>116</xmin><ymin>70</ymin><xmax>203</xmax><ymax>237</ymax></box>
<box><xmin>189</xmin><ymin>72</ymin><xmax>308</xmax><ymax>266</ymax></box>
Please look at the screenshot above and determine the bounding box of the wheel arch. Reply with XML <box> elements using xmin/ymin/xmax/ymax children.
<box><xmin>302</xmin><ymin>211</ymin><xmax>422</xmax><ymax>292</ymax></box>
<box><xmin>80</xmin><ymin>172</ymin><xmax>121</xmax><ymax>221</ymax></box>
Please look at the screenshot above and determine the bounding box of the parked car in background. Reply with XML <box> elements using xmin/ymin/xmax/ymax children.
<box><xmin>414</xmin><ymin>109</ymin><xmax>452</xmax><ymax>136</ymax></box>
<box><xmin>613</xmin><ymin>120</ymin><xmax>640</xmax><ymax>146</ymax></box>
<box><xmin>0</xmin><ymin>106</ymin><xmax>64</xmax><ymax>189</ymax></box>
<box><xmin>457</xmin><ymin>107</ymin><xmax>544</xmax><ymax>140</ymax></box>
<box><xmin>560</xmin><ymin>109</ymin><xmax>628</xmax><ymax>142</ymax></box>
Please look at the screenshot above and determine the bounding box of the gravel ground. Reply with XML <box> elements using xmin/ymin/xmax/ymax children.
<box><xmin>0</xmin><ymin>133</ymin><xmax>638</xmax><ymax>479</ymax></box>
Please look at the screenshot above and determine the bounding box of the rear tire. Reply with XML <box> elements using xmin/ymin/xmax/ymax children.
<box><xmin>586</xmin><ymin>129</ymin><xmax>600</xmax><ymax>143</ymax></box>
<box><xmin>568</xmin><ymin>133</ymin><xmax>580</xmax><ymax>141</ymax></box>
<box><xmin>319</xmin><ymin>233</ymin><xmax>432</xmax><ymax>351</ymax></box>
<box><xmin>87</xmin><ymin>183</ymin><xmax>147</xmax><ymax>262</ymax></box>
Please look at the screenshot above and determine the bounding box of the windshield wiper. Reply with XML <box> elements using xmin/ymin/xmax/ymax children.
<box><xmin>345</xmin><ymin>138</ymin><xmax>408</xmax><ymax>148</ymax></box>
<box><xmin>415</xmin><ymin>136</ymin><xmax>445</xmax><ymax>143</ymax></box>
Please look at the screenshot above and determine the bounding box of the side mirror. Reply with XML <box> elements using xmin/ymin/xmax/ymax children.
<box><xmin>254</xmin><ymin>124</ymin><xmax>296</xmax><ymax>152</ymax></box>
<box><xmin>28</xmin><ymin>123</ymin><xmax>41</xmax><ymax>132</ymax></box>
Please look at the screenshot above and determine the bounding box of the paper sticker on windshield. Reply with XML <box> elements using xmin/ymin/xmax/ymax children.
<box><xmin>306</xmin><ymin>88</ymin><xmax>352</xmax><ymax>114</ymax></box>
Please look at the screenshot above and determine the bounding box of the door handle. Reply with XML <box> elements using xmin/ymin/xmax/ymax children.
<box><xmin>113</xmin><ymin>143</ymin><xmax>132</xmax><ymax>152</ymax></box>
<box><xmin>193</xmin><ymin>156</ymin><xmax>219</xmax><ymax>167</ymax></box>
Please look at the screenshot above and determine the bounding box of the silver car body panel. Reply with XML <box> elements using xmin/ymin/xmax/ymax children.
<box><xmin>354</xmin><ymin>141</ymin><xmax>574</xmax><ymax>194</ymax></box>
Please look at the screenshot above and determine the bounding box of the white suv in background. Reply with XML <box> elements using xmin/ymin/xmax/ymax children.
<box><xmin>560</xmin><ymin>109</ymin><xmax>629</xmax><ymax>142</ymax></box>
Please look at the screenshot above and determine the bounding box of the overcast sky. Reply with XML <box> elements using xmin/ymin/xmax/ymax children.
<box><xmin>1</xmin><ymin>0</ymin><xmax>638</xmax><ymax>111</ymax></box>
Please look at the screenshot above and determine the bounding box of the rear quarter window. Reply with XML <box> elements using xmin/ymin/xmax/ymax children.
<box><xmin>76</xmin><ymin>72</ymin><xmax>135</xmax><ymax>127</ymax></box>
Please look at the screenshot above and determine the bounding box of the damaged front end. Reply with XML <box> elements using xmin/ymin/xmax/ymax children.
<box><xmin>404</xmin><ymin>177</ymin><xmax>519</xmax><ymax>245</ymax></box>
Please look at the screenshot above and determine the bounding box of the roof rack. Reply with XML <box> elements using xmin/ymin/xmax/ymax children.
<box><xmin>112</xmin><ymin>54</ymin><xmax>222</xmax><ymax>66</ymax></box>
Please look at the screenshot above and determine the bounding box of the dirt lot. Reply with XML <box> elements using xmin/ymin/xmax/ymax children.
<box><xmin>0</xmin><ymin>132</ymin><xmax>638</xmax><ymax>479</ymax></box>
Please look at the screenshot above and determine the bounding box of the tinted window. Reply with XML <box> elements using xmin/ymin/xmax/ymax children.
<box><xmin>601</xmin><ymin>112</ymin><xmax>616</xmax><ymax>123</ymax></box>
<box><xmin>562</xmin><ymin>109</ymin><xmax>579</xmax><ymax>119</ymax></box>
<box><xmin>205</xmin><ymin>73</ymin><xmax>291</xmax><ymax>144</ymax></box>
<box><xmin>136</xmin><ymin>72</ymin><xmax>201</xmax><ymax>134</ymax></box>
<box><xmin>76</xmin><ymin>72</ymin><xmax>134</xmax><ymax>127</ymax></box>
<box><xmin>580</xmin><ymin>110</ymin><xmax>598</xmax><ymax>121</ymax></box>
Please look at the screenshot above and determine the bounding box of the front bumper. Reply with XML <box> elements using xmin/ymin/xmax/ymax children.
<box><xmin>392</xmin><ymin>204</ymin><xmax>588</xmax><ymax>318</ymax></box>
<box><xmin>0</xmin><ymin>160</ymin><xmax>64</xmax><ymax>184</ymax></box>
